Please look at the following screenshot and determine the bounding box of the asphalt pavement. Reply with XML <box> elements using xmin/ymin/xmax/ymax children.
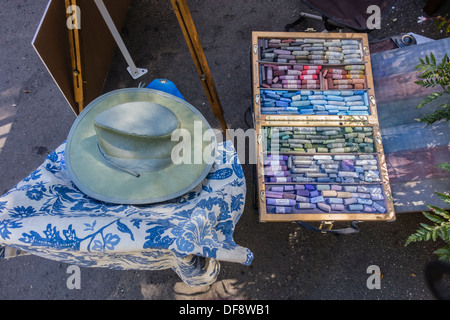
<box><xmin>0</xmin><ymin>0</ymin><xmax>449</xmax><ymax>301</ymax></box>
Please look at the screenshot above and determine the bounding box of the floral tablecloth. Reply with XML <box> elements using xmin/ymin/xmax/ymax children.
<box><xmin>0</xmin><ymin>140</ymin><xmax>252</xmax><ymax>286</ymax></box>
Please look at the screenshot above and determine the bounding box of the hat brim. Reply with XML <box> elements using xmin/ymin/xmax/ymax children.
<box><xmin>65</xmin><ymin>88</ymin><xmax>216</xmax><ymax>205</ymax></box>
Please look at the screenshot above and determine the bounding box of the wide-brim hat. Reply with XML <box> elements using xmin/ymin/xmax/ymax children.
<box><xmin>65</xmin><ymin>88</ymin><xmax>216</xmax><ymax>205</ymax></box>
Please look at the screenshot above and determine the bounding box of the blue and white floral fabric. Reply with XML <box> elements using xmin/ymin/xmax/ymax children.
<box><xmin>0</xmin><ymin>140</ymin><xmax>252</xmax><ymax>286</ymax></box>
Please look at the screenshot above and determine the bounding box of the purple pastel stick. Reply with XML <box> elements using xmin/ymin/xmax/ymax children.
<box><xmin>310</xmin><ymin>196</ymin><xmax>324</xmax><ymax>204</ymax></box>
<box><xmin>265</xmin><ymin>171</ymin><xmax>290</xmax><ymax>177</ymax></box>
<box><xmin>284</xmin><ymin>185</ymin><xmax>295</xmax><ymax>191</ymax></box>
<box><xmin>331</xmin><ymin>204</ymin><xmax>345</xmax><ymax>211</ymax></box>
<box><xmin>296</xmin><ymin>190</ymin><xmax>310</xmax><ymax>197</ymax></box>
<box><xmin>344</xmin><ymin>198</ymin><xmax>357</xmax><ymax>205</ymax></box>
<box><xmin>370</xmin><ymin>193</ymin><xmax>384</xmax><ymax>201</ymax></box>
<box><xmin>273</xmin><ymin>65</ymin><xmax>292</xmax><ymax>71</ymax></box>
<box><xmin>309</xmin><ymin>190</ymin><xmax>319</xmax><ymax>198</ymax></box>
<box><xmin>363</xmin><ymin>205</ymin><xmax>377</xmax><ymax>213</ymax></box>
<box><xmin>273</xmin><ymin>49</ymin><xmax>291</xmax><ymax>55</ymax></box>
<box><xmin>265</xmin><ymin>165</ymin><xmax>288</xmax><ymax>171</ymax></box>
<box><xmin>265</xmin><ymin>191</ymin><xmax>284</xmax><ymax>199</ymax></box>
<box><xmin>267</xmin><ymin>198</ymin><xmax>296</xmax><ymax>206</ymax></box>
<box><xmin>287</xmin><ymin>70</ymin><xmax>302</xmax><ymax>75</ymax></box>
<box><xmin>267</xmin><ymin>155</ymin><xmax>288</xmax><ymax>160</ymax></box>
<box><xmin>271</xmin><ymin>84</ymin><xmax>283</xmax><ymax>88</ymax></box>
<box><xmin>342</xmin><ymin>159</ymin><xmax>354</xmax><ymax>166</ymax></box>
<box><xmin>283</xmin><ymin>193</ymin><xmax>296</xmax><ymax>200</ymax></box>
<box><xmin>268</xmin><ymin>206</ymin><xmax>292</xmax><ymax>214</ymax></box>
<box><xmin>280</xmin><ymin>75</ymin><xmax>299</xmax><ymax>80</ymax></box>
<box><xmin>264</xmin><ymin>160</ymin><xmax>285</xmax><ymax>165</ymax></box>
<box><xmin>296</xmin><ymin>203</ymin><xmax>316</xmax><ymax>209</ymax></box>
<box><xmin>269</xmin><ymin>177</ymin><xmax>292</xmax><ymax>182</ymax></box>
<box><xmin>278</xmin><ymin>54</ymin><xmax>295</xmax><ymax>60</ymax></box>
<box><xmin>269</xmin><ymin>186</ymin><xmax>284</xmax><ymax>192</ymax></box>
<box><xmin>267</xmin><ymin>67</ymin><xmax>273</xmax><ymax>85</ymax></box>
<box><xmin>295</xmin><ymin>195</ymin><xmax>310</xmax><ymax>203</ymax></box>
<box><xmin>281</xmin><ymin>80</ymin><xmax>302</xmax><ymax>84</ymax></box>
<box><xmin>263</xmin><ymin>64</ymin><xmax>279</xmax><ymax>68</ymax></box>
<box><xmin>317</xmin><ymin>203</ymin><xmax>331</xmax><ymax>212</ymax></box>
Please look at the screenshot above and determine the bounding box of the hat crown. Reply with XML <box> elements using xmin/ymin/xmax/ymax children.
<box><xmin>94</xmin><ymin>102</ymin><xmax>179</xmax><ymax>137</ymax></box>
<box><xmin>93</xmin><ymin>102</ymin><xmax>180</xmax><ymax>175</ymax></box>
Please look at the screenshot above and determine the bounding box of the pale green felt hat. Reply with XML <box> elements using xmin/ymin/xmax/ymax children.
<box><xmin>65</xmin><ymin>88</ymin><xmax>216</xmax><ymax>204</ymax></box>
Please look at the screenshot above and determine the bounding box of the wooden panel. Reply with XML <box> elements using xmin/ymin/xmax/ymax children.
<box><xmin>32</xmin><ymin>0</ymin><xmax>75</xmax><ymax>109</ymax></box>
<box><xmin>252</xmin><ymin>32</ymin><xmax>378</xmax><ymax>124</ymax></box>
<box><xmin>255</xmin><ymin>122</ymin><xmax>395</xmax><ymax>222</ymax></box>
<box><xmin>32</xmin><ymin>0</ymin><xmax>132</xmax><ymax>115</ymax></box>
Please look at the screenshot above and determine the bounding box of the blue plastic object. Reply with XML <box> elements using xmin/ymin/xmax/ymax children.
<box><xmin>146</xmin><ymin>79</ymin><xmax>185</xmax><ymax>100</ymax></box>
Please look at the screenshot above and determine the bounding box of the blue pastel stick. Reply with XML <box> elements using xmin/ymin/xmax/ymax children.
<box><xmin>363</xmin><ymin>92</ymin><xmax>369</xmax><ymax>106</ymax></box>
<box><xmin>326</xmin><ymin>95</ymin><xmax>344</xmax><ymax>101</ymax></box>
<box><xmin>344</xmin><ymin>95</ymin><xmax>362</xmax><ymax>101</ymax></box>
<box><xmin>323</xmin><ymin>90</ymin><xmax>340</xmax><ymax>95</ymax></box>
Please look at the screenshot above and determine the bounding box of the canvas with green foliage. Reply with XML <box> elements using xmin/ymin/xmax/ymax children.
<box><xmin>406</xmin><ymin>52</ymin><xmax>450</xmax><ymax>262</ymax></box>
<box><xmin>414</xmin><ymin>52</ymin><xmax>450</xmax><ymax>126</ymax></box>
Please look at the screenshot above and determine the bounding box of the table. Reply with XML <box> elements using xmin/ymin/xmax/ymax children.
<box><xmin>0</xmin><ymin>81</ymin><xmax>252</xmax><ymax>286</ymax></box>
<box><xmin>0</xmin><ymin>140</ymin><xmax>252</xmax><ymax>286</ymax></box>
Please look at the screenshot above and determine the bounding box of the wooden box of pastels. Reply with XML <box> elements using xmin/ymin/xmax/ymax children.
<box><xmin>251</xmin><ymin>32</ymin><xmax>394</xmax><ymax>223</ymax></box>
<box><xmin>251</xmin><ymin>32</ymin><xmax>378</xmax><ymax>122</ymax></box>
<box><xmin>254</xmin><ymin>122</ymin><xmax>395</xmax><ymax>222</ymax></box>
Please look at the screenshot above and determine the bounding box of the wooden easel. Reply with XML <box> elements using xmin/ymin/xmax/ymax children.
<box><xmin>170</xmin><ymin>0</ymin><xmax>228</xmax><ymax>133</ymax></box>
<box><xmin>65</xmin><ymin>0</ymin><xmax>84</xmax><ymax>115</ymax></box>
<box><xmin>66</xmin><ymin>0</ymin><xmax>228</xmax><ymax>133</ymax></box>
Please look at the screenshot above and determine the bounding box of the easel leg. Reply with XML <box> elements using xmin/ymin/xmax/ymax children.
<box><xmin>170</xmin><ymin>0</ymin><xmax>228</xmax><ymax>135</ymax></box>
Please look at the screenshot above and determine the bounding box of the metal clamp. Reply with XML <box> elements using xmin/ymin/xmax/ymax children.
<box><xmin>296</xmin><ymin>221</ymin><xmax>360</xmax><ymax>234</ymax></box>
<box><xmin>363</xmin><ymin>46</ymin><xmax>370</xmax><ymax>56</ymax></box>
<box><xmin>375</xmin><ymin>134</ymin><xmax>382</xmax><ymax>146</ymax></box>
<box><xmin>319</xmin><ymin>221</ymin><xmax>334</xmax><ymax>233</ymax></box>
<box><xmin>257</xmin><ymin>134</ymin><xmax>262</xmax><ymax>145</ymax></box>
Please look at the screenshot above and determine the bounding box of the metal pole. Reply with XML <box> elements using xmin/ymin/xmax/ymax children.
<box><xmin>93</xmin><ymin>0</ymin><xmax>147</xmax><ymax>79</ymax></box>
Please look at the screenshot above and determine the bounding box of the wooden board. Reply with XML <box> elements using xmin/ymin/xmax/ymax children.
<box><xmin>32</xmin><ymin>0</ymin><xmax>132</xmax><ymax>115</ymax></box>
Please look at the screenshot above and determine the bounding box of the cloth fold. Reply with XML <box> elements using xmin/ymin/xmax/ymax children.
<box><xmin>0</xmin><ymin>140</ymin><xmax>252</xmax><ymax>286</ymax></box>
